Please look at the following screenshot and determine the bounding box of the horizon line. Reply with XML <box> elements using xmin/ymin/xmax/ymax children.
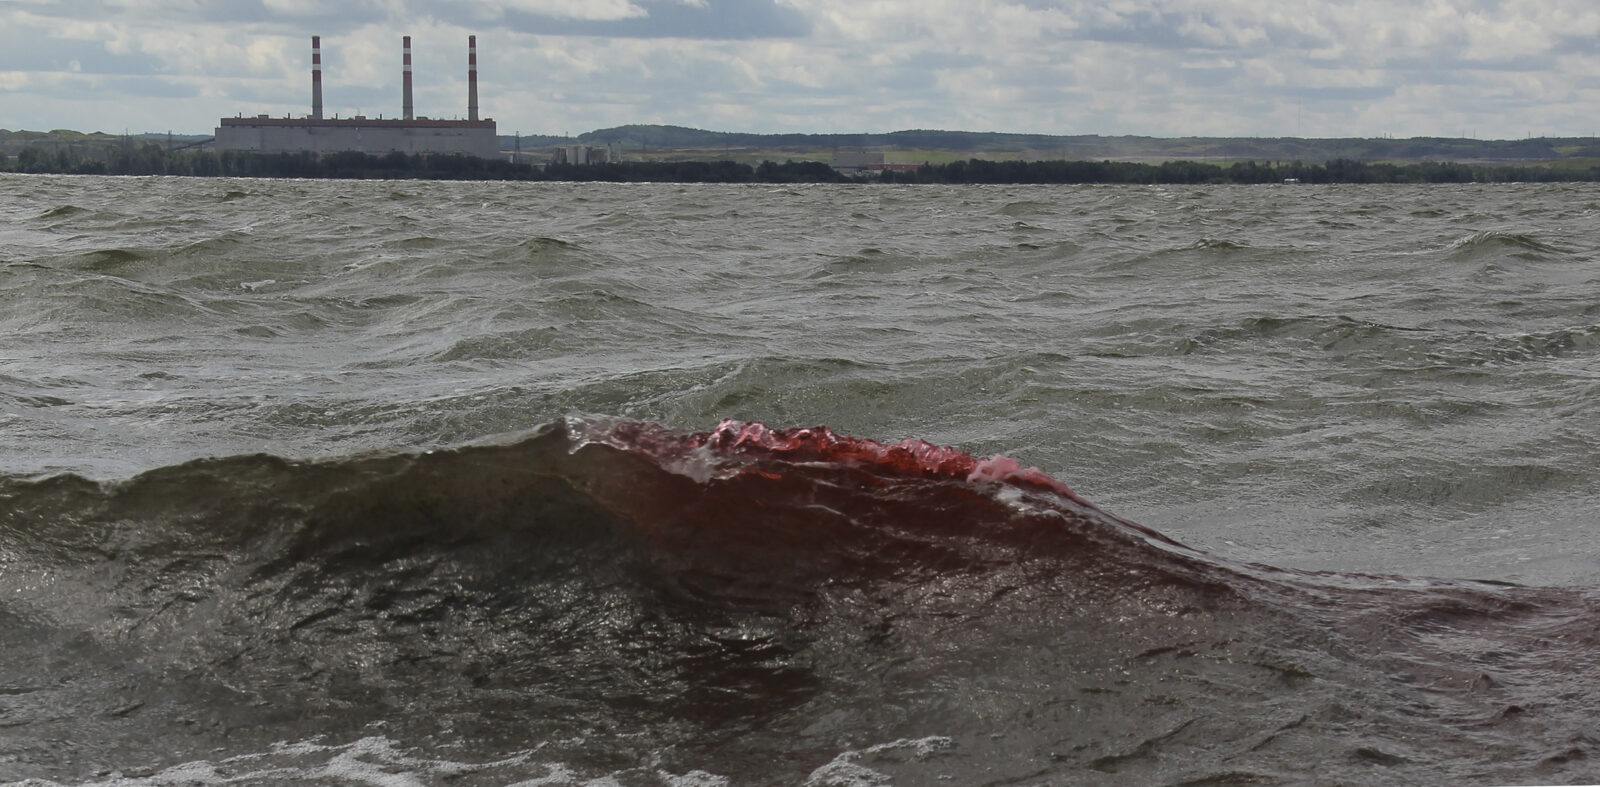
<box><xmin>1</xmin><ymin>125</ymin><xmax>1588</xmax><ymax>145</ymax></box>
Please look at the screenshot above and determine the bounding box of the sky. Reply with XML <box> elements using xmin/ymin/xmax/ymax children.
<box><xmin>2</xmin><ymin>0</ymin><xmax>1599</xmax><ymax>140</ymax></box>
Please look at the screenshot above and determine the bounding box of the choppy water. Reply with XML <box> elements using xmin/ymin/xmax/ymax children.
<box><xmin>2</xmin><ymin>174</ymin><xmax>1599</xmax><ymax>784</ymax></box>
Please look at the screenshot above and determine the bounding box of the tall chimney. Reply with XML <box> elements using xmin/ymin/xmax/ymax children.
<box><xmin>468</xmin><ymin>35</ymin><xmax>479</xmax><ymax>122</ymax></box>
<box><xmin>311</xmin><ymin>36</ymin><xmax>323</xmax><ymax>120</ymax></box>
<box><xmin>402</xmin><ymin>35</ymin><xmax>414</xmax><ymax>120</ymax></box>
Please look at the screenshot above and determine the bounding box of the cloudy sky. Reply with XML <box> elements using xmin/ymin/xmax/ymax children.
<box><xmin>2</xmin><ymin>0</ymin><xmax>1598</xmax><ymax>140</ymax></box>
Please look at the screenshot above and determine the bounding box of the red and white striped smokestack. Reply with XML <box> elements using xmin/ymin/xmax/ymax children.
<box><xmin>468</xmin><ymin>35</ymin><xmax>479</xmax><ymax>122</ymax></box>
<box><xmin>402</xmin><ymin>35</ymin><xmax>414</xmax><ymax>120</ymax></box>
<box><xmin>311</xmin><ymin>36</ymin><xmax>323</xmax><ymax>120</ymax></box>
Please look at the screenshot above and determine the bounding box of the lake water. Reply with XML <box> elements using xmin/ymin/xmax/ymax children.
<box><xmin>2</xmin><ymin>175</ymin><xmax>1598</xmax><ymax>784</ymax></box>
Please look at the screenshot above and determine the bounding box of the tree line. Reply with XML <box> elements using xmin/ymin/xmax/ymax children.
<box><xmin>4</xmin><ymin>142</ymin><xmax>1600</xmax><ymax>184</ymax></box>
<box><xmin>0</xmin><ymin>144</ymin><xmax>851</xmax><ymax>182</ymax></box>
<box><xmin>877</xmin><ymin>157</ymin><xmax>1600</xmax><ymax>184</ymax></box>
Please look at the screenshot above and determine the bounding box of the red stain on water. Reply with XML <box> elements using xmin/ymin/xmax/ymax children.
<box><xmin>689</xmin><ymin>419</ymin><xmax>1083</xmax><ymax>501</ymax></box>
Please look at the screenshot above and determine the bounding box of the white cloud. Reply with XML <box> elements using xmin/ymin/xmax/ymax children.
<box><xmin>474</xmin><ymin>0</ymin><xmax>648</xmax><ymax>21</ymax></box>
<box><xmin>263</xmin><ymin>0</ymin><xmax>345</xmax><ymax>14</ymax></box>
<box><xmin>2</xmin><ymin>0</ymin><xmax>1600</xmax><ymax>139</ymax></box>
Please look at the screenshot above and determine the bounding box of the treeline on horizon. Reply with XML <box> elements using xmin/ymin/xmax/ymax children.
<box><xmin>570</xmin><ymin>124</ymin><xmax>1600</xmax><ymax>162</ymax></box>
<box><xmin>5</xmin><ymin>143</ymin><xmax>1600</xmax><ymax>185</ymax></box>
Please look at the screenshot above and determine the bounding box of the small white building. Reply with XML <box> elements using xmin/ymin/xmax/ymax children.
<box><xmin>551</xmin><ymin>143</ymin><xmax>623</xmax><ymax>165</ymax></box>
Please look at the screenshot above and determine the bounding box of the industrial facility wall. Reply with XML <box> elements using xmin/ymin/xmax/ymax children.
<box><xmin>214</xmin><ymin>124</ymin><xmax>499</xmax><ymax>158</ymax></box>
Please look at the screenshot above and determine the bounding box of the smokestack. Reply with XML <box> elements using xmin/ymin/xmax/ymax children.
<box><xmin>402</xmin><ymin>35</ymin><xmax>414</xmax><ymax>120</ymax></box>
<box><xmin>311</xmin><ymin>36</ymin><xmax>323</xmax><ymax>120</ymax></box>
<box><xmin>468</xmin><ymin>35</ymin><xmax>479</xmax><ymax>122</ymax></box>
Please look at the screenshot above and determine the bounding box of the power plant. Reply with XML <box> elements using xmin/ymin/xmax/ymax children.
<box><xmin>213</xmin><ymin>36</ymin><xmax>499</xmax><ymax>159</ymax></box>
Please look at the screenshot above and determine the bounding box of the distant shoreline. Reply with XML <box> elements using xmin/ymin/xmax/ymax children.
<box><xmin>7</xmin><ymin>124</ymin><xmax>1600</xmax><ymax>168</ymax></box>
<box><xmin>4</xmin><ymin>145</ymin><xmax>1600</xmax><ymax>184</ymax></box>
<box><xmin>9</xmin><ymin>124</ymin><xmax>1600</xmax><ymax>183</ymax></box>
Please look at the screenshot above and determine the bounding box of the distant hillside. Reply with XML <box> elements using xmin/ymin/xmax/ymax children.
<box><xmin>566</xmin><ymin>125</ymin><xmax>1600</xmax><ymax>164</ymax></box>
<box><xmin>571</xmin><ymin>125</ymin><xmax>1092</xmax><ymax>152</ymax></box>
<box><xmin>0</xmin><ymin>129</ymin><xmax>120</xmax><ymax>156</ymax></box>
<box><xmin>497</xmin><ymin>133</ymin><xmax>575</xmax><ymax>149</ymax></box>
<box><xmin>0</xmin><ymin>129</ymin><xmax>211</xmax><ymax>157</ymax></box>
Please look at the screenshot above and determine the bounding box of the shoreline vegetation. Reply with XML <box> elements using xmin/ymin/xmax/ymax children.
<box><xmin>7</xmin><ymin>146</ymin><xmax>1600</xmax><ymax>184</ymax></box>
<box><xmin>7</xmin><ymin>125</ymin><xmax>1600</xmax><ymax>183</ymax></box>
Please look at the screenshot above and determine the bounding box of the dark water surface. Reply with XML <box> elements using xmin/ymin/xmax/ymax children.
<box><xmin>2</xmin><ymin>175</ymin><xmax>1598</xmax><ymax>784</ymax></box>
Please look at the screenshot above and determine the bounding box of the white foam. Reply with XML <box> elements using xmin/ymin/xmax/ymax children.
<box><xmin>658</xmin><ymin>770</ymin><xmax>729</xmax><ymax>787</ymax></box>
<box><xmin>19</xmin><ymin>735</ymin><xmax>734</xmax><ymax>787</ymax></box>
<box><xmin>803</xmin><ymin>736</ymin><xmax>954</xmax><ymax>786</ymax></box>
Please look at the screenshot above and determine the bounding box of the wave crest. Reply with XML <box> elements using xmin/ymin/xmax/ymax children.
<box><xmin>571</xmin><ymin>417</ymin><xmax>1081</xmax><ymax>499</ymax></box>
<box><xmin>1445</xmin><ymin>230</ymin><xmax>1563</xmax><ymax>259</ymax></box>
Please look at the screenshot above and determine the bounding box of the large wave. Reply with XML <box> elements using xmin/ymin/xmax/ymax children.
<box><xmin>2</xmin><ymin>418</ymin><xmax>1597</xmax><ymax>784</ymax></box>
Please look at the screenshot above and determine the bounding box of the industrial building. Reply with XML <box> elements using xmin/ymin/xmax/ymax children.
<box><xmin>214</xmin><ymin>36</ymin><xmax>498</xmax><ymax>159</ymax></box>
